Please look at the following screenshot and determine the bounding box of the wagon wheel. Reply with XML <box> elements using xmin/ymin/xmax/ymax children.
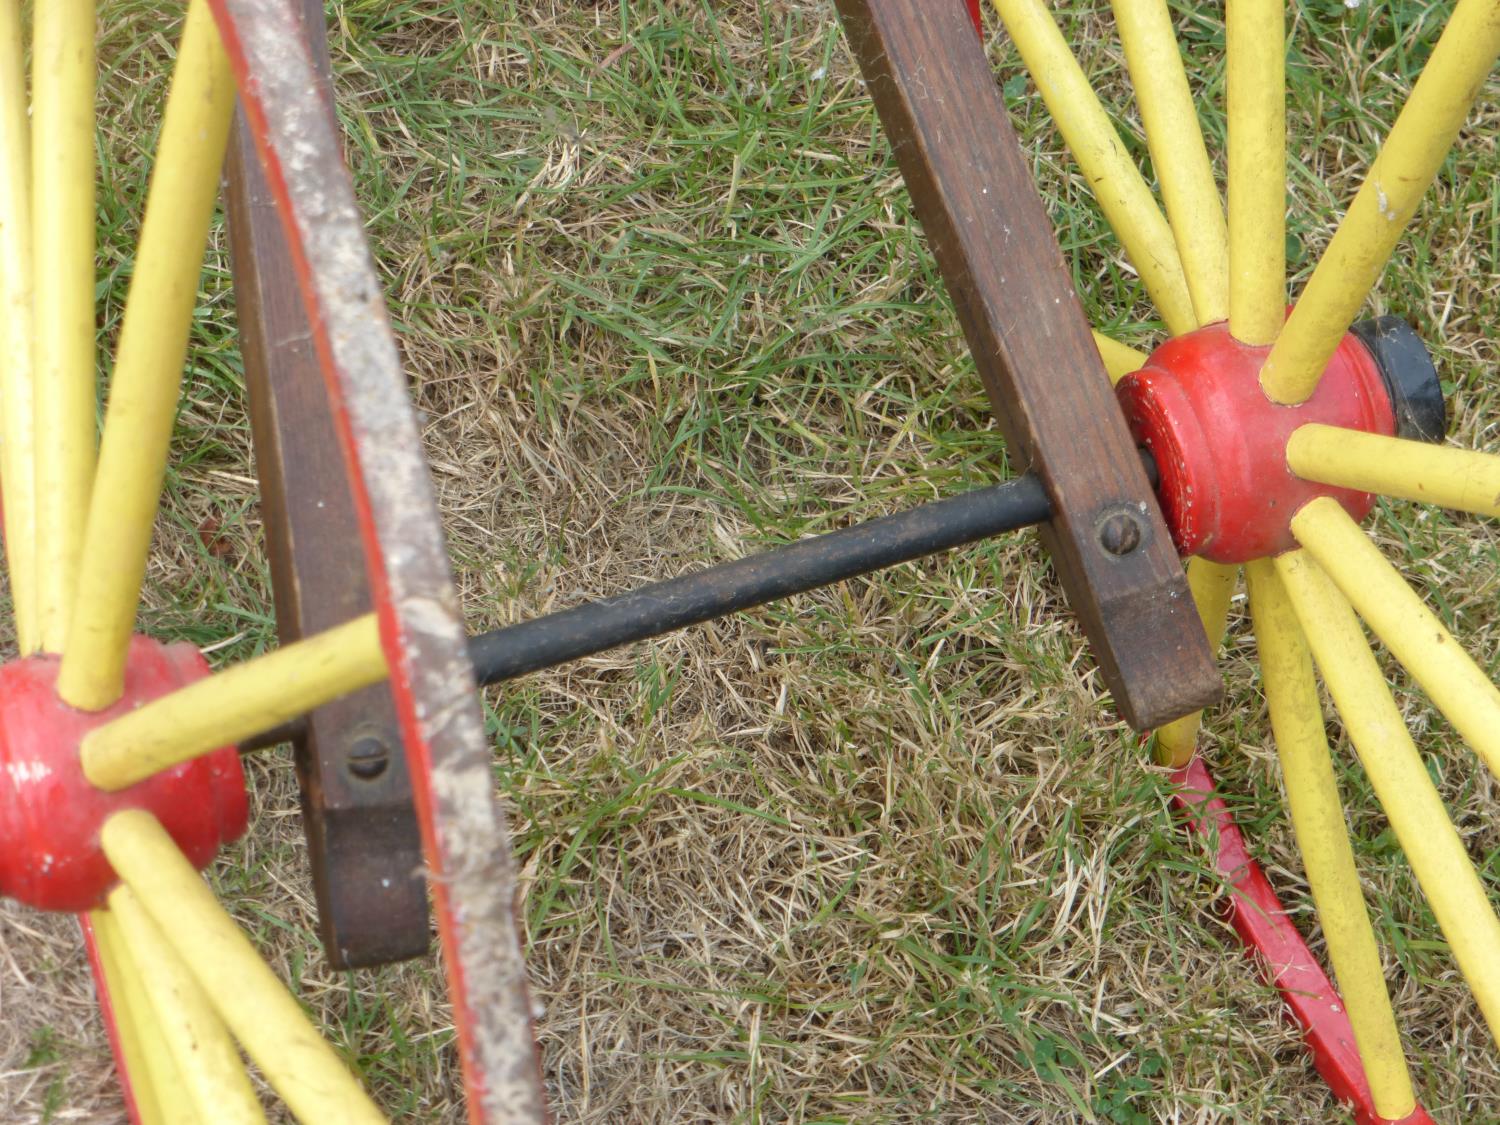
<box><xmin>1</xmin><ymin>2</ymin><xmax>1497</xmax><ymax>1124</ymax></box>
<box><xmin>949</xmin><ymin>0</ymin><xmax>1498</xmax><ymax>1119</ymax></box>
<box><xmin>953</xmin><ymin>0</ymin><xmax>1497</xmax><ymax>1109</ymax></box>
<box><xmin>0</xmin><ymin>1</ymin><xmax>542</xmax><ymax>1120</ymax></box>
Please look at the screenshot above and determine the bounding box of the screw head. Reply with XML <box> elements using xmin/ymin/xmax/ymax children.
<box><xmin>346</xmin><ymin>735</ymin><xmax>390</xmax><ymax>781</ymax></box>
<box><xmin>1097</xmin><ymin>510</ymin><xmax>1144</xmax><ymax>556</ymax></box>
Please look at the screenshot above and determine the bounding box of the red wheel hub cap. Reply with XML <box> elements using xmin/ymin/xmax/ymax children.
<box><xmin>1115</xmin><ymin>322</ymin><xmax>1397</xmax><ymax>563</ymax></box>
<box><xmin>0</xmin><ymin>636</ymin><xmax>248</xmax><ymax>912</ymax></box>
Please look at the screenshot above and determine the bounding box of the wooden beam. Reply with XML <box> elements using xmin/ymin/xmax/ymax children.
<box><xmin>833</xmin><ymin>0</ymin><xmax>1221</xmax><ymax>728</ymax></box>
<box><xmin>222</xmin><ymin>0</ymin><xmax>429</xmax><ymax>969</ymax></box>
<box><xmin>209</xmin><ymin>0</ymin><xmax>548</xmax><ymax>1115</ymax></box>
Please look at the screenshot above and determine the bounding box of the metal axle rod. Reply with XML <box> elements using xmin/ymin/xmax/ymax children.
<box><xmin>242</xmin><ymin>465</ymin><xmax>1083</xmax><ymax>752</ymax></box>
<box><xmin>465</xmin><ymin>470</ymin><xmax>1054</xmax><ymax>688</ymax></box>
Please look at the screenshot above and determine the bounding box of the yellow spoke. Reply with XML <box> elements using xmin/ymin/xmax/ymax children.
<box><xmin>1111</xmin><ymin>0</ymin><xmax>1228</xmax><ymax>325</ymax></box>
<box><xmin>0</xmin><ymin>0</ymin><xmax>37</xmax><ymax>652</ymax></box>
<box><xmin>32</xmin><ymin>0</ymin><xmax>97</xmax><ymax>652</ymax></box>
<box><xmin>1275</xmin><ymin>548</ymin><xmax>1500</xmax><ymax>1042</ymax></box>
<box><xmin>1290</xmin><ymin>496</ymin><xmax>1500</xmax><ymax>782</ymax></box>
<box><xmin>83</xmin><ymin>613</ymin><xmax>388</xmax><ymax>791</ymax></box>
<box><xmin>1152</xmin><ymin>558</ymin><xmax>1237</xmax><ymax>766</ymax></box>
<box><xmin>1260</xmin><ymin>0</ymin><xmax>1500</xmax><ymax>403</ymax></box>
<box><xmin>1289</xmin><ymin>424</ymin><xmax>1500</xmax><ymax>518</ymax></box>
<box><xmin>1245</xmin><ymin>559</ymin><xmax>1414</xmax><ymax>1119</ymax></box>
<box><xmin>101</xmin><ymin>811</ymin><xmax>386</xmax><ymax>1124</ymax></box>
<box><xmin>59</xmin><ymin>0</ymin><xmax>237</xmax><ymax>709</ymax></box>
<box><xmin>89</xmin><ymin>908</ymin><xmax>190</xmax><ymax>1125</ymax></box>
<box><xmin>1091</xmin><ymin>329</ymin><xmax>1150</xmax><ymax>385</ymax></box>
<box><xmin>1225</xmin><ymin>0</ymin><xmax>1286</xmax><ymax>346</ymax></box>
<box><xmin>108</xmin><ymin>885</ymin><xmax>266</xmax><ymax>1124</ymax></box>
<box><xmin>990</xmin><ymin>0</ymin><xmax>1195</xmax><ymax>335</ymax></box>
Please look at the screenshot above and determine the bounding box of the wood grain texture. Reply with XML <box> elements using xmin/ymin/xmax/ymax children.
<box><xmin>223</xmin><ymin>0</ymin><xmax>429</xmax><ymax>969</ymax></box>
<box><xmin>212</xmin><ymin>0</ymin><xmax>548</xmax><ymax>1114</ymax></box>
<box><xmin>835</xmin><ymin>0</ymin><xmax>1221</xmax><ymax>729</ymax></box>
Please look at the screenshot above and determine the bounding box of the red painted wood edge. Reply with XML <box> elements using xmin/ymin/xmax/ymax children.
<box><xmin>967</xmin><ymin>0</ymin><xmax>983</xmax><ymax>35</ymax></box>
<box><xmin>205</xmin><ymin>4</ymin><xmax>546</xmax><ymax>1119</ymax></box>
<box><xmin>79</xmin><ymin>914</ymin><xmax>148</xmax><ymax>1125</ymax></box>
<box><xmin>1171</xmin><ymin>757</ymin><xmax>1435</xmax><ymax>1125</ymax></box>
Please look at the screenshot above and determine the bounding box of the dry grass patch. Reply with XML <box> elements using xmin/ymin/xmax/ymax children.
<box><xmin>2</xmin><ymin>1</ymin><xmax>1498</xmax><ymax>1122</ymax></box>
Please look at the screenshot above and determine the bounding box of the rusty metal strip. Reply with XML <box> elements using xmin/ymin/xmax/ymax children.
<box><xmin>206</xmin><ymin>2</ymin><xmax>547</xmax><ymax>1119</ymax></box>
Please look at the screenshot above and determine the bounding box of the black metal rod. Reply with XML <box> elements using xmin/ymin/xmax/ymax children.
<box><xmin>239</xmin><ymin>456</ymin><xmax>1161</xmax><ymax>749</ymax></box>
<box><xmin>466</xmin><ymin>471</ymin><xmax>1052</xmax><ymax>688</ymax></box>
<box><xmin>239</xmin><ymin>717</ymin><xmax>307</xmax><ymax>754</ymax></box>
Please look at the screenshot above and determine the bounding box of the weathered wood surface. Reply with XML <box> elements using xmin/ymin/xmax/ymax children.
<box><xmin>835</xmin><ymin>0</ymin><xmax>1221</xmax><ymax>729</ymax></box>
<box><xmin>212</xmin><ymin>0</ymin><xmax>548</xmax><ymax>1115</ymax></box>
<box><xmin>223</xmin><ymin>0</ymin><xmax>430</xmax><ymax>970</ymax></box>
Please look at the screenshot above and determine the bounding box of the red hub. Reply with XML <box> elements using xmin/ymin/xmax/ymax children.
<box><xmin>0</xmin><ymin>636</ymin><xmax>248</xmax><ymax>912</ymax></box>
<box><xmin>1116</xmin><ymin>322</ymin><xmax>1397</xmax><ymax>563</ymax></box>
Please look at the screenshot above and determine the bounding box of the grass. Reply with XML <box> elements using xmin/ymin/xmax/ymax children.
<box><xmin>1</xmin><ymin>0</ymin><xmax>1498</xmax><ymax>1121</ymax></box>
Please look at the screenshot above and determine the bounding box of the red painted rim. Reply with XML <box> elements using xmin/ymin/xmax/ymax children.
<box><xmin>204</xmin><ymin>2</ymin><xmax>547</xmax><ymax>1120</ymax></box>
<box><xmin>1172</xmin><ymin>756</ymin><xmax>1435</xmax><ymax>1124</ymax></box>
<box><xmin>80</xmin><ymin>915</ymin><xmax>149</xmax><ymax>1125</ymax></box>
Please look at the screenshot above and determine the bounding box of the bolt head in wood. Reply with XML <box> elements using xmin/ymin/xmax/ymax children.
<box><xmin>1096</xmin><ymin>509</ymin><xmax>1146</xmax><ymax>556</ymax></box>
<box><xmin>345</xmin><ymin>735</ymin><xmax>390</xmax><ymax>781</ymax></box>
